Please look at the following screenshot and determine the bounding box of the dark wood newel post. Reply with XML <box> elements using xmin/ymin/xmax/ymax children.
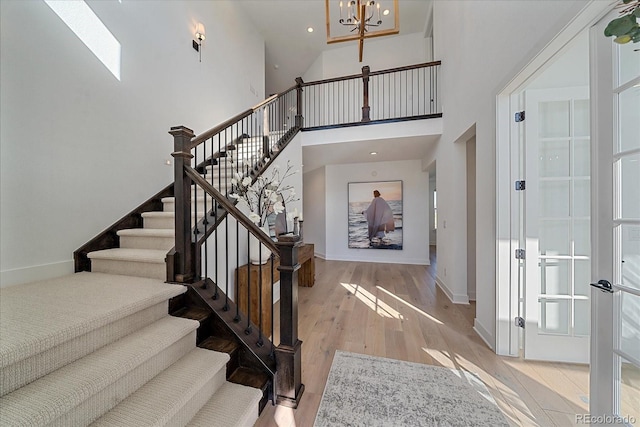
<box><xmin>169</xmin><ymin>126</ymin><xmax>195</xmax><ymax>283</ymax></box>
<box><xmin>295</xmin><ymin>77</ymin><xmax>304</xmax><ymax>128</ymax></box>
<box><xmin>361</xmin><ymin>65</ymin><xmax>371</xmax><ymax>122</ymax></box>
<box><xmin>274</xmin><ymin>234</ymin><xmax>304</xmax><ymax>408</ymax></box>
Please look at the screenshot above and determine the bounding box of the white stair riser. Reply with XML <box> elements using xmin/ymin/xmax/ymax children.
<box><xmin>119</xmin><ymin>235</ymin><xmax>175</xmax><ymax>251</ymax></box>
<box><xmin>0</xmin><ymin>302</ymin><xmax>169</xmax><ymax>396</ymax></box>
<box><xmin>163</xmin><ymin>202</ymin><xmax>217</xmax><ymax>214</ymax></box>
<box><xmin>91</xmin><ymin>259</ymin><xmax>166</xmax><ymax>280</ymax></box>
<box><xmin>143</xmin><ymin>214</ymin><xmax>204</xmax><ymax>230</ymax></box>
<box><xmin>162</xmin><ymin>198</ymin><xmax>222</xmax><ymax>213</ymax></box>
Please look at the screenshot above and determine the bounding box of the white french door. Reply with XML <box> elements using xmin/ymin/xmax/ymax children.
<box><xmin>590</xmin><ymin>11</ymin><xmax>640</xmax><ymax>424</ymax></box>
<box><xmin>523</xmin><ymin>86</ymin><xmax>591</xmax><ymax>363</ymax></box>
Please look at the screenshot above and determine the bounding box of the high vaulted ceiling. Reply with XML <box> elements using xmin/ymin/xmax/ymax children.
<box><xmin>237</xmin><ymin>0</ymin><xmax>433</xmax><ymax>95</ymax></box>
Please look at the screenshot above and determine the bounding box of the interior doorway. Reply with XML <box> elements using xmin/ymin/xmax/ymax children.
<box><xmin>517</xmin><ymin>31</ymin><xmax>591</xmax><ymax>364</ymax></box>
<box><xmin>495</xmin><ymin>2</ymin><xmax>612</xmax><ymax>360</ymax></box>
<box><xmin>466</xmin><ymin>136</ymin><xmax>476</xmax><ymax>301</ymax></box>
<box><xmin>428</xmin><ymin>162</ymin><xmax>437</xmax><ymax>263</ymax></box>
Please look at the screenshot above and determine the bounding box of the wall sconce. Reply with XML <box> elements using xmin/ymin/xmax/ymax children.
<box><xmin>192</xmin><ymin>22</ymin><xmax>205</xmax><ymax>62</ymax></box>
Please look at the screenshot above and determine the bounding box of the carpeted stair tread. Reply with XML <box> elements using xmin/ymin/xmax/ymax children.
<box><xmin>0</xmin><ymin>272</ymin><xmax>186</xmax><ymax>369</ymax></box>
<box><xmin>117</xmin><ymin>228</ymin><xmax>175</xmax><ymax>238</ymax></box>
<box><xmin>141</xmin><ymin>211</ymin><xmax>205</xmax><ymax>219</ymax></box>
<box><xmin>185</xmin><ymin>381</ymin><xmax>263</xmax><ymax>427</ymax></box>
<box><xmin>90</xmin><ymin>348</ymin><xmax>230</xmax><ymax>427</ymax></box>
<box><xmin>0</xmin><ymin>316</ymin><xmax>199</xmax><ymax>427</ymax></box>
<box><xmin>87</xmin><ymin>248</ymin><xmax>167</xmax><ymax>263</ymax></box>
<box><xmin>161</xmin><ymin>195</ymin><xmax>215</xmax><ymax>203</ymax></box>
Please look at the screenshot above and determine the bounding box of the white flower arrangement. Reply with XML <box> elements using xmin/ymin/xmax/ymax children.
<box><xmin>229</xmin><ymin>161</ymin><xmax>299</xmax><ymax>228</ymax></box>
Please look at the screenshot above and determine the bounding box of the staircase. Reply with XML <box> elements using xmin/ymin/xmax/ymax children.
<box><xmin>0</xmin><ymin>273</ymin><xmax>263</xmax><ymax>427</ymax></box>
<box><xmin>0</xmin><ymin>143</ymin><xmax>280</xmax><ymax>425</ymax></box>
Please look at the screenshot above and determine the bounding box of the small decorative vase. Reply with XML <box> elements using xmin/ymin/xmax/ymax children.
<box><xmin>249</xmin><ymin>225</ymin><xmax>272</xmax><ymax>265</ymax></box>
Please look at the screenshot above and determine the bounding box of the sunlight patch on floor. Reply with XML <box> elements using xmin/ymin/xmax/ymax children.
<box><xmin>376</xmin><ymin>285</ymin><xmax>443</xmax><ymax>324</ymax></box>
<box><xmin>274</xmin><ymin>405</ymin><xmax>296</xmax><ymax>427</ymax></box>
<box><xmin>340</xmin><ymin>282</ymin><xmax>403</xmax><ymax>319</ymax></box>
<box><xmin>421</xmin><ymin>346</ymin><xmax>537</xmax><ymax>426</ymax></box>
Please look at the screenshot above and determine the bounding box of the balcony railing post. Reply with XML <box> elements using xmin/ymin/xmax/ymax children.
<box><xmin>169</xmin><ymin>125</ymin><xmax>195</xmax><ymax>283</ymax></box>
<box><xmin>274</xmin><ymin>234</ymin><xmax>304</xmax><ymax>408</ymax></box>
<box><xmin>295</xmin><ymin>77</ymin><xmax>304</xmax><ymax>128</ymax></box>
<box><xmin>361</xmin><ymin>65</ymin><xmax>371</xmax><ymax>122</ymax></box>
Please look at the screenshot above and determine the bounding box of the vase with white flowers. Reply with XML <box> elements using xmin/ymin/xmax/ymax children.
<box><xmin>230</xmin><ymin>161</ymin><xmax>299</xmax><ymax>264</ymax></box>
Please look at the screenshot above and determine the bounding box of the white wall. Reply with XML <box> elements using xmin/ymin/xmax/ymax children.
<box><xmin>324</xmin><ymin>160</ymin><xmax>430</xmax><ymax>265</ymax></box>
<box><xmin>431</xmin><ymin>0</ymin><xmax>589</xmax><ymax>347</ymax></box>
<box><xmin>526</xmin><ymin>30</ymin><xmax>589</xmax><ymax>90</ymax></box>
<box><xmin>303</xmin><ymin>166</ymin><xmax>327</xmax><ymax>258</ymax></box>
<box><xmin>303</xmin><ymin>32</ymin><xmax>432</xmax><ymax>82</ymax></box>
<box><xmin>302</xmin><ymin>54</ymin><xmax>324</xmax><ymax>84</ymax></box>
<box><xmin>0</xmin><ymin>1</ymin><xmax>265</xmax><ymax>286</ymax></box>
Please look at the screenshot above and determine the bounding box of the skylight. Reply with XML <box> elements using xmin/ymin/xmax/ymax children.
<box><xmin>44</xmin><ymin>0</ymin><xmax>121</xmax><ymax>81</ymax></box>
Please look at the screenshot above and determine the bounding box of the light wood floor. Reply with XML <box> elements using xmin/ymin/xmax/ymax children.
<box><xmin>255</xmin><ymin>248</ymin><xmax>592</xmax><ymax>427</ymax></box>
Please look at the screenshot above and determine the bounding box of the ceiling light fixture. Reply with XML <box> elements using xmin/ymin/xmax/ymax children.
<box><xmin>370</xmin><ymin>151</ymin><xmax>378</xmax><ymax>155</ymax></box>
<box><xmin>307</xmin><ymin>27</ymin><xmax>314</xmax><ymax>33</ymax></box>
<box><xmin>326</xmin><ymin>0</ymin><xmax>399</xmax><ymax>62</ymax></box>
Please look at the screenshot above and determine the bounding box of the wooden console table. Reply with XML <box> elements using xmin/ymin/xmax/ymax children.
<box><xmin>236</xmin><ymin>243</ymin><xmax>315</xmax><ymax>336</ymax></box>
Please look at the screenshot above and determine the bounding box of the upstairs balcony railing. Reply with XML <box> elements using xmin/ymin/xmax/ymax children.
<box><xmin>299</xmin><ymin>61</ymin><xmax>441</xmax><ymax>130</ymax></box>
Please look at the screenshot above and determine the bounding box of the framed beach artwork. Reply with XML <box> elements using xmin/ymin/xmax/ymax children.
<box><xmin>348</xmin><ymin>181</ymin><xmax>403</xmax><ymax>250</ymax></box>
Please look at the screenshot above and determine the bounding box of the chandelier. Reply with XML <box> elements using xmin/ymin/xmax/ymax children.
<box><xmin>325</xmin><ymin>0</ymin><xmax>399</xmax><ymax>62</ymax></box>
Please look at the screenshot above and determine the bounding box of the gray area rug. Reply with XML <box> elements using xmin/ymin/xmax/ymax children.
<box><xmin>314</xmin><ymin>351</ymin><xmax>509</xmax><ymax>427</ymax></box>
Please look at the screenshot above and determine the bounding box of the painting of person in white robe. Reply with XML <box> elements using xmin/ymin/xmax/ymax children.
<box><xmin>362</xmin><ymin>190</ymin><xmax>395</xmax><ymax>243</ymax></box>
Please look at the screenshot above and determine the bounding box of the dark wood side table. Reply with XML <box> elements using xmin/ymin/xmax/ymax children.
<box><xmin>235</xmin><ymin>243</ymin><xmax>315</xmax><ymax>336</ymax></box>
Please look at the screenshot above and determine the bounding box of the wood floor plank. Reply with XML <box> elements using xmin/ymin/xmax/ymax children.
<box><xmin>254</xmin><ymin>250</ymin><xmax>591</xmax><ymax>427</ymax></box>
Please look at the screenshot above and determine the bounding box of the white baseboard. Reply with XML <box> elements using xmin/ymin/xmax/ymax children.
<box><xmin>473</xmin><ymin>318</ymin><xmax>495</xmax><ymax>351</ymax></box>
<box><xmin>0</xmin><ymin>260</ymin><xmax>74</xmax><ymax>288</ymax></box>
<box><xmin>468</xmin><ymin>291</ymin><xmax>477</xmax><ymax>301</ymax></box>
<box><xmin>314</xmin><ymin>252</ymin><xmax>327</xmax><ymax>260</ymax></box>
<box><xmin>435</xmin><ymin>275</ymin><xmax>469</xmax><ymax>304</ymax></box>
<box><xmin>325</xmin><ymin>255</ymin><xmax>429</xmax><ymax>266</ymax></box>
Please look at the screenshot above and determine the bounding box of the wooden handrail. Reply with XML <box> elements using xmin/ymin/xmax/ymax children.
<box><xmin>189</xmin><ymin>109</ymin><xmax>253</xmax><ymax>150</ymax></box>
<box><xmin>251</xmin><ymin>93</ymin><xmax>278</xmax><ymax>111</ymax></box>
<box><xmin>190</xmin><ymin>87</ymin><xmax>297</xmax><ymax>150</ymax></box>
<box><xmin>368</xmin><ymin>60</ymin><xmax>441</xmax><ymax>77</ymax></box>
<box><xmin>300</xmin><ymin>72</ymin><xmax>363</xmax><ymax>87</ymax></box>
<box><xmin>301</xmin><ymin>61</ymin><xmax>441</xmax><ymax>87</ymax></box>
<box><xmin>184</xmin><ymin>166</ymin><xmax>279</xmax><ymax>254</ymax></box>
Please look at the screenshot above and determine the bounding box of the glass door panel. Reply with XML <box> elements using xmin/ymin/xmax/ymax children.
<box><xmin>620</xmin><ymin>224</ymin><xmax>640</xmax><ymax>291</ymax></box>
<box><xmin>618</xmin><ymin>85</ymin><xmax>640</xmax><ymax>153</ymax></box>
<box><xmin>590</xmin><ymin>11</ymin><xmax>640</xmax><ymax>420</ymax></box>
<box><xmin>524</xmin><ymin>86</ymin><xmax>591</xmax><ymax>363</ymax></box>
<box><xmin>618</xmin><ymin>153</ymin><xmax>640</xmax><ymax>221</ymax></box>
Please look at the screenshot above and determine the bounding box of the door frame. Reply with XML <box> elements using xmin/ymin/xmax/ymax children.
<box><xmin>495</xmin><ymin>1</ymin><xmax>614</xmax><ymax>357</ymax></box>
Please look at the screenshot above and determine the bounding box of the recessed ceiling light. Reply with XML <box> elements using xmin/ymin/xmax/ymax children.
<box><xmin>383</xmin><ymin>9</ymin><xmax>390</xmax><ymax>16</ymax></box>
<box><xmin>370</xmin><ymin>151</ymin><xmax>378</xmax><ymax>155</ymax></box>
<box><xmin>307</xmin><ymin>27</ymin><xmax>314</xmax><ymax>33</ymax></box>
